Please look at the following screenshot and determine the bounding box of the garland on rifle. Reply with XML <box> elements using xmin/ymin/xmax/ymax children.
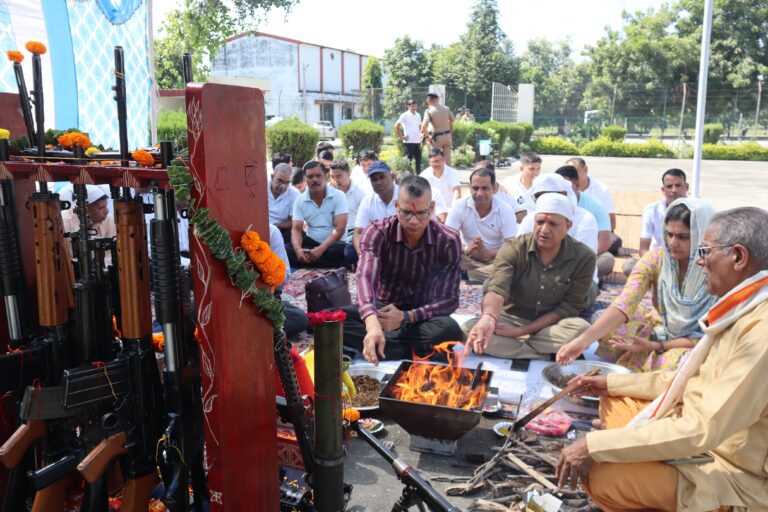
<box><xmin>166</xmin><ymin>151</ymin><xmax>287</xmax><ymax>331</ymax></box>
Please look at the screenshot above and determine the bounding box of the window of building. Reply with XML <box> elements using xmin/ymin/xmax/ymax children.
<box><xmin>320</xmin><ymin>103</ymin><xmax>334</xmax><ymax>122</ymax></box>
<box><xmin>342</xmin><ymin>104</ymin><xmax>354</xmax><ymax>120</ymax></box>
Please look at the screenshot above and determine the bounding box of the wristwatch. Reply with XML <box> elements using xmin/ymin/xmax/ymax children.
<box><xmin>402</xmin><ymin>311</ymin><xmax>410</xmax><ymax>328</ymax></box>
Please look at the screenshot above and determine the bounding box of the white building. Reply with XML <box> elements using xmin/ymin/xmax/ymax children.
<box><xmin>210</xmin><ymin>31</ymin><xmax>376</xmax><ymax>129</ymax></box>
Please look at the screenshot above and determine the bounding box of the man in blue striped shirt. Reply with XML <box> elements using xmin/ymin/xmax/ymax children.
<box><xmin>342</xmin><ymin>176</ymin><xmax>464</xmax><ymax>364</ymax></box>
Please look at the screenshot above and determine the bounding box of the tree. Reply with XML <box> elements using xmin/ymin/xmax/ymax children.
<box><xmin>382</xmin><ymin>36</ymin><xmax>431</xmax><ymax>119</ymax></box>
<box><xmin>154</xmin><ymin>0</ymin><xmax>300</xmax><ymax>89</ymax></box>
<box><xmin>519</xmin><ymin>38</ymin><xmax>590</xmax><ymax>133</ymax></box>
<box><xmin>361</xmin><ymin>57</ymin><xmax>383</xmax><ymax>121</ymax></box>
<box><xmin>436</xmin><ymin>0</ymin><xmax>519</xmax><ymax>118</ymax></box>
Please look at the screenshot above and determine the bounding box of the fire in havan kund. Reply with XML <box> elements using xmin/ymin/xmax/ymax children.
<box><xmin>390</xmin><ymin>342</ymin><xmax>489</xmax><ymax>409</ymax></box>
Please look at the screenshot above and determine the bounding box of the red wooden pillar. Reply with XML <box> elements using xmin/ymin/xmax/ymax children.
<box><xmin>185</xmin><ymin>83</ymin><xmax>278</xmax><ymax>510</ymax></box>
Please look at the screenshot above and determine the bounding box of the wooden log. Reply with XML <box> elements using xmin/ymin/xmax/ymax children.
<box><xmin>505</xmin><ymin>454</ymin><xmax>559</xmax><ymax>491</ymax></box>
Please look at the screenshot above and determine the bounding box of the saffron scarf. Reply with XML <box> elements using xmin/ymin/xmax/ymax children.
<box><xmin>629</xmin><ymin>270</ymin><xmax>768</xmax><ymax>426</ymax></box>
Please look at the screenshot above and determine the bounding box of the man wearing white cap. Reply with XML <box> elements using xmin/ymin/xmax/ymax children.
<box><xmin>463</xmin><ymin>193</ymin><xmax>595</xmax><ymax>359</ymax></box>
<box><xmin>61</xmin><ymin>184</ymin><xmax>116</xmax><ymax>240</ymax></box>
<box><xmin>517</xmin><ymin>173</ymin><xmax>600</xmax><ymax>306</ymax></box>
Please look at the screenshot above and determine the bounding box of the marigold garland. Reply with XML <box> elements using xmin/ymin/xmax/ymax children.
<box><xmin>241</xmin><ymin>230</ymin><xmax>287</xmax><ymax>289</ymax></box>
<box><xmin>6</xmin><ymin>50</ymin><xmax>23</xmax><ymax>63</ymax></box>
<box><xmin>152</xmin><ymin>332</ymin><xmax>165</xmax><ymax>353</ymax></box>
<box><xmin>132</xmin><ymin>149</ymin><xmax>155</xmax><ymax>167</ymax></box>
<box><xmin>307</xmin><ymin>310</ymin><xmax>347</xmax><ymax>326</ymax></box>
<box><xmin>57</xmin><ymin>132</ymin><xmax>91</xmax><ymax>149</ymax></box>
<box><xmin>166</xmin><ymin>153</ymin><xmax>286</xmax><ymax>331</ymax></box>
<box><xmin>0</xmin><ymin>129</ymin><xmax>9</xmax><ymax>140</ymax></box>
<box><xmin>25</xmin><ymin>41</ymin><xmax>47</xmax><ymax>55</ymax></box>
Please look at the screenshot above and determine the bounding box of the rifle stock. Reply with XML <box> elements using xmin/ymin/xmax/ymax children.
<box><xmin>30</xmin><ymin>476</ymin><xmax>68</xmax><ymax>512</ymax></box>
<box><xmin>77</xmin><ymin>431</ymin><xmax>127</xmax><ymax>484</ymax></box>
<box><xmin>0</xmin><ymin>418</ymin><xmax>44</xmax><ymax>468</ymax></box>
<box><xmin>121</xmin><ymin>473</ymin><xmax>158</xmax><ymax>512</ymax></box>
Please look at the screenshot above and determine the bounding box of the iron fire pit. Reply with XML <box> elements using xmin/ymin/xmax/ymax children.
<box><xmin>378</xmin><ymin>361</ymin><xmax>493</xmax><ymax>444</ymax></box>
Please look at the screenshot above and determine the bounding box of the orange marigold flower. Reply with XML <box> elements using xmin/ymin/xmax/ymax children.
<box><xmin>6</xmin><ymin>50</ymin><xmax>23</xmax><ymax>63</ymax></box>
<box><xmin>149</xmin><ymin>499</ymin><xmax>168</xmax><ymax>512</ymax></box>
<box><xmin>132</xmin><ymin>149</ymin><xmax>155</xmax><ymax>167</ymax></box>
<box><xmin>152</xmin><ymin>332</ymin><xmax>165</xmax><ymax>353</ymax></box>
<box><xmin>25</xmin><ymin>41</ymin><xmax>47</xmax><ymax>55</ymax></box>
<box><xmin>57</xmin><ymin>132</ymin><xmax>91</xmax><ymax>149</ymax></box>
<box><xmin>342</xmin><ymin>408</ymin><xmax>360</xmax><ymax>423</ymax></box>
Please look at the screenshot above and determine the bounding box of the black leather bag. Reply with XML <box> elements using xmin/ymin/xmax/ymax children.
<box><xmin>304</xmin><ymin>268</ymin><xmax>352</xmax><ymax>312</ymax></box>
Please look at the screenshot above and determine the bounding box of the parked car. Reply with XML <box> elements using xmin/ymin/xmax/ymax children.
<box><xmin>313</xmin><ymin>120</ymin><xmax>336</xmax><ymax>140</ymax></box>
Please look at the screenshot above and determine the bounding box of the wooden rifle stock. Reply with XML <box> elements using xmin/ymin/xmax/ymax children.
<box><xmin>30</xmin><ymin>476</ymin><xmax>68</xmax><ymax>512</ymax></box>
<box><xmin>77</xmin><ymin>431</ymin><xmax>128</xmax><ymax>484</ymax></box>
<box><xmin>0</xmin><ymin>418</ymin><xmax>44</xmax><ymax>468</ymax></box>
<box><xmin>30</xmin><ymin>196</ymin><xmax>74</xmax><ymax>326</ymax></box>
<box><xmin>114</xmin><ymin>199</ymin><xmax>152</xmax><ymax>339</ymax></box>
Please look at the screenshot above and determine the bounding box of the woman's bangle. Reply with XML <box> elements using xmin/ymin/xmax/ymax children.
<box><xmin>481</xmin><ymin>312</ymin><xmax>498</xmax><ymax>324</ymax></box>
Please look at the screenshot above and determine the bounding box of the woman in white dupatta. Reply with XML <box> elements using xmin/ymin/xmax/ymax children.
<box><xmin>557</xmin><ymin>197</ymin><xmax>717</xmax><ymax>371</ymax></box>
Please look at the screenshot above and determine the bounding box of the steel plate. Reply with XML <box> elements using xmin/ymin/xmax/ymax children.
<box><xmin>542</xmin><ymin>361</ymin><xmax>633</xmax><ymax>409</ymax></box>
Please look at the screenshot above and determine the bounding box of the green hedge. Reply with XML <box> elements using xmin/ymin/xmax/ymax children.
<box><xmin>514</xmin><ymin>122</ymin><xmax>534</xmax><ymax>143</ymax></box>
<box><xmin>530</xmin><ymin>136</ymin><xmax>579</xmax><ymax>155</ymax></box>
<box><xmin>698</xmin><ymin>142</ymin><xmax>768</xmax><ymax>161</ymax></box>
<box><xmin>158</xmin><ymin>110</ymin><xmax>188</xmax><ymax>150</ymax></box>
<box><xmin>266</xmin><ymin>118</ymin><xmax>319</xmax><ymax>167</ymax></box>
<box><xmin>703</xmin><ymin>123</ymin><xmax>724</xmax><ymax>145</ymax></box>
<box><xmin>339</xmin><ymin>119</ymin><xmax>384</xmax><ymax>155</ymax></box>
<box><xmin>600</xmin><ymin>125</ymin><xmax>628</xmax><ymax>142</ymax></box>
<box><xmin>579</xmin><ymin>137</ymin><xmax>675</xmax><ymax>158</ymax></box>
<box><xmin>451</xmin><ymin>144</ymin><xmax>477</xmax><ymax>168</ymax></box>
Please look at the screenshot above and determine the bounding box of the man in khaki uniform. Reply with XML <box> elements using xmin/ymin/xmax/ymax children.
<box><xmin>557</xmin><ymin>206</ymin><xmax>768</xmax><ymax>512</ymax></box>
<box><xmin>463</xmin><ymin>193</ymin><xmax>594</xmax><ymax>359</ymax></box>
<box><xmin>421</xmin><ymin>92</ymin><xmax>455</xmax><ymax>165</ymax></box>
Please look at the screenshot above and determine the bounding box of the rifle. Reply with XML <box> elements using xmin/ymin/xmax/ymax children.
<box><xmin>29</xmin><ymin>49</ymin><xmax>45</xmax><ymax>157</ymax></box>
<box><xmin>354</xmin><ymin>422</ymin><xmax>460</xmax><ymax>512</ymax></box>
<box><xmin>75</xmin><ymin>188</ymin><xmax>165</xmax><ymax>512</ymax></box>
<box><xmin>182</xmin><ymin>53</ymin><xmax>193</xmax><ymax>84</ymax></box>
<box><xmin>9</xmin><ymin>57</ymin><xmax>36</xmax><ymax>144</ymax></box>
<box><xmin>150</xmin><ymin>148</ymin><xmax>208</xmax><ymax>511</ymax></box>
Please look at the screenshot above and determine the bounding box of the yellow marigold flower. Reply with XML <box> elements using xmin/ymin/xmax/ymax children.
<box><xmin>0</xmin><ymin>129</ymin><xmax>9</xmax><ymax>140</ymax></box>
<box><xmin>85</xmin><ymin>147</ymin><xmax>100</xmax><ymax>157</ymax></box>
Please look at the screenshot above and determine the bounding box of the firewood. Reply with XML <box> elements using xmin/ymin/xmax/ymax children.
<box><xmin>505</xmin><ymin>454</ymin><xmax>559</xmax><ymax>491</ymax></box>
<box><xmin>468</xmin><ymin>499</ymin><xmax>512</xmax><ymax>511</ymax></box>
<box><xmin>509</xmin><ymin>437</ymin><xmax>558</xmax><ymax>468</ymax></box>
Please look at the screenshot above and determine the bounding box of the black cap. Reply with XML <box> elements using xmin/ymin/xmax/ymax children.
<box><xmin>426</xmin><ymin>92</ymin><xmax>439</xmax><ymax>99</ymax></box>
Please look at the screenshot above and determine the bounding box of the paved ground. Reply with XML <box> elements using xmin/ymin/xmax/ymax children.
<box><xmin>471</xmin><ymin>155</ymin><xmax>768</xmax><ymax>212</ymax></box>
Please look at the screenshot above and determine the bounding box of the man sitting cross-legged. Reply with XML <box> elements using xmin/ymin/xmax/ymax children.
<box><xmin>286</xmin><ymin>161</ymin><xmax>352</xmax><ymax>269</ymax></box>
<box><xmin>557</xmin><ymin>207</ymin><xmax>768</xmax><ymax>512</ymax></box>
<box><xmin>445</xmin><ymin>166</ymin><xmax>517</xmax><ymax>282</ymax></box>
<box><xmin>342</xmin><ymin>175</ymin><xmax>464</xmax><ymax>364</ymax></box>
<box><xmin>268</xmin><ymin>162</ymin><xmax>300</xmax><ymax>243</ymax></box>
<box><xmin>463</xmin><ymin>193</ymin><xmax>594</xmax><ymax>360</ymax></box>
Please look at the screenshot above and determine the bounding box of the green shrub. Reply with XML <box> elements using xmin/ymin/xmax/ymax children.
<box><xmin>501</xmin><ymin>139</ymin><xmax>517</xmax><ymax>157</ymax></box>
<box><xmin>451</xmin><ymin>144</ymin><xmax>476</xmax><ymax>168</ymax></box>
<box><xmin>481</xmin><ymin>121</ymin><xmax>512</xmax><ymax>149</ymax></box>
<box><xmin>699</xmin><ymin>142</ymin><xmax>768</xmax><ymax>161</ymax></box>
<box><xmin>380</xmin><ymin>147</ymin><xmax>413</xmax><ymax>174</ymax></box>
<box><xmin>513</xmin><ymin>122</ymin><xmax>534</xmax><ymax>143</ymax></box>
<box><xmin>530</xmin><ymin>136</ymin><xmax>578</xmax><ymax>156</ymax></box>
<box><xmin>339</xmin><ymin>119</ymin><xmax>384</xmax><ymax>155</ymax></box>
<box><xmin>266</xmin><ymin>118</ymin><xmax>319</xmax><ymax>166</ymax></box>
<box><xmin>600</xmin><ymin>125</ymin><xmax>628</xmax><ymax>142</ymax></box>
<box><xmin>452</xmin><ymin>122</ymin><xmax>475</xmax><ymax>147</ymax></box>
<box><xmin>158</xmin><ymin>109</ymin><xmax>188</xmax><ymax>150</ymax></box>
<box><xmin>703</xmin><ymin>123</ymin><xmax>724</xmax><ymax>144</ymax></box>
<box><xmin>579</xmin><ymin>137</ymin><xmax>675</xmax><ymax>158</ymax></box>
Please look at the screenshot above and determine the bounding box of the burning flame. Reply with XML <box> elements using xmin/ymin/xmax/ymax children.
<box><xmin>390</xmin><ymin>342</ymin><xmax>489</xmax><ymax>409</ymax></box>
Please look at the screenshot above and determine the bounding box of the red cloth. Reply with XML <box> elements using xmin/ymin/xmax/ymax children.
<box><xmin>275</xmin><ymin>347</ymin><xmax>314</xmax><ymax>397</ymax></box>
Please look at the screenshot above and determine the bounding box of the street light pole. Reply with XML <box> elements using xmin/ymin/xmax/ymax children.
<box><xmin>691</xmin><ymin>0</ymin><xmax>714</xmax><ymax>198</ymax></box>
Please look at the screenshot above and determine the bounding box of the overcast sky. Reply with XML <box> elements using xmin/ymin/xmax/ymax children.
<box><xmin>151</xmin><ymin>0</ymin><xmax>668</xmax><ymax>58</ymax></box>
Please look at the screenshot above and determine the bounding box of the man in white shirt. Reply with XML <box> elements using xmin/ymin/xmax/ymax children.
<box><xmin>353</xmin><ymin>161</ymin><xmax>398</xmax><ymax>256</ymax></box>
<box><xmin>500</xmin><ymin>152</ymin><xmax>542</xmax><ymax>223</ymax></box>
<box><xmin>268</xmin><ymin>163</ymin><xmax>300</xmax><ymax>242</ymax></box>
<box><xmin>446</xmin><ymin>167</ymin><xmax>517</xmax><ymax>281</ymax></box>
<box><xmin>350</xmin><ymin>150</ymin><xmax>377</xmax><ymax>195</ymax></box>
<box><xmin>420</xmin><ymin>148</ymin><xmax>461</xmax><ymax>208</ymax></box>
<box><xmin>518</xmin><ymin>174</ymin><xmax>600</xmax><ymax>306</ymax></box>
<box><xmin>268</xmin><ymin>224</ymin><xmax>307</xmax><ymax>337</ymax></box>
<box><xmin>329</xmin><ymin>160</ymin><xmax>367</xmax><ymax>242</ymax></box>
<box><xmin>566</xmin><ymin>157</ymin><xmax>620</xmax><ymax>255</ymax></box>
<box><xmin>394</xmin><ymin>99</ymin><xmax>423</xmax><ymax>174</ymax></box>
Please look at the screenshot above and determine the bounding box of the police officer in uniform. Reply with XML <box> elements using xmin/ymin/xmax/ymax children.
<box><xmin>421</xmin><ymin>92</ymin><xmax>455</xmax><ymax>165</ymax></box>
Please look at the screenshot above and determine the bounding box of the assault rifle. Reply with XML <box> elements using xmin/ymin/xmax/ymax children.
<box><xmin>150</xmin><ymin>148</ymin><xmax>208</xmax><ymax>511</ymax></box>
<box><xmin>9</xmin><ymin>54</ymin><xmax>36</xmax><ymax>144</ymax></box>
